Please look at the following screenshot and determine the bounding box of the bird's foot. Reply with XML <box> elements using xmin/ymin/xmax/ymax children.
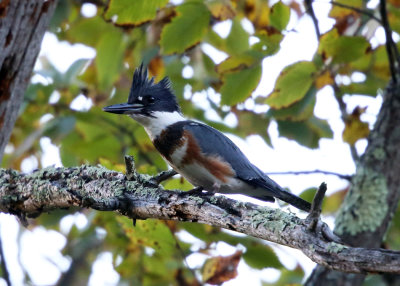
<box><xmin>183</xmin><ymin>186</ymin><xmax>204</xmax><ymax>196</ymax></box>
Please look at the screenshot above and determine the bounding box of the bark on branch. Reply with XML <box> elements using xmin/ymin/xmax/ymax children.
<box><xmin>1</xmin><ymin>165</ymin><xmax>400</xmax><ymax>274</ymax></box>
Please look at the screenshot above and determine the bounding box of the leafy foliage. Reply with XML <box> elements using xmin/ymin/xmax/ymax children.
<box><xmin>4</xmin><ymin>0</ymin><xmax>399</xmax><ymax>284</ymax></box>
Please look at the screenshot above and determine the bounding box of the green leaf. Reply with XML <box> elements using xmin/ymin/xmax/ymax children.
<box><xmin>319</xmin><ymin>29</ymin><xmax>370</xmax><ymax>63</ymax></box>
<box><xmin>265</xmin><ymin>61</ymin><xmax>316</xmax><ymax>108</ymax></box>
<box><xmin>270</xmin><ymin>2</ymin><xmax>290</xmax><ymax>31</ymax></box>
<box><xmin>220</xmin><ymin>64</ymin><xmax>262</xmax><ymax>105</ymax></box>
<box><xmin>216</xmin><ymin>53</ymin><xmax>258</xmax><ymax>74</ymax></box>
<box><xmin>267</xmin><ymin>87</ymin><xmax>316</xmax><ymax>121</ymax></box>
<box><xmin>329</xmin><ymin>0</ymin><xmax>362</xmax><ymax>19</ymax></box>
<box><xmin>104</xmin><ymin>0</ymin><xmax>169</xmax><ymax>26</ymax></box>
<box><xmin>118</xmin><ymin>218</ymin><xmax>176</xmax><ymax>255</ymax></box>
<box><xmin>96</xmin><ymin>31</ymin><xmax>125</xmax><ymax>90</ymax></box>
<box><xmin>226</xmin><ymin>18</ymin><xmax>249</xmax><ymax>55</ymax></box>
<box><xmin>340</xmin><ymin>75</ymin><xmax>386</xmax><ymax>96</ymax></box>
<box><xmin>160</xmin><ymin>2</ymin><xmax>210</xmax><ymax>54</ymax></box>
<box><xmin>64</xmin><ymin>58</ymin><xmax>90</xmax><ymax>85</ymax></box>
<box><xmin>44</xmin><ymin>116</ymin><xmax>76</xmax><ymax>140</ymax></box>
<box><xmin>66</xmin><ymin>17</ymin><xmax>114</xmax><ymax>47</ymax></box>
<box><xmin>277</xmin><ymin>116</ymin><xmax>333</xmax><ymax>148</ymax></box>
<box><xmin>251</xmin><ymin>33</ymin><xmax>283</xmax><ymax>56</ymax></box>
<box><xmin>243</xmin><ymin>243</ymin><xmax>282</xmax><ymax>269</ymax></box>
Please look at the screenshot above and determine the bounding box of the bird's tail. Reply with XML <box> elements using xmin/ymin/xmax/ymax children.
<box><xmin>249</xmin><ymin>178</ymin><xmax>311</xmax><ymax>212</ymax></box>
<box><xmin>274</xmin><ymin>189</ymin><xmax>311</xmax><ymax>212</ymax></box>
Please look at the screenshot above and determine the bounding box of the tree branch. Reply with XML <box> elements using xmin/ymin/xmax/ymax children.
<box><xmin>266</xmin><ymin>170</ymin><xmax>352</xmax><ymax>181</ymax></box>
<box><xmin>330</xmin><ymin>1</ymin><xmax>382</xmax><ymax>23</ymax></box>
<box><xmin>305</xmin><ymin>0</ymin><xmax>321</xmax><ymax>39</ymax></box>
<box><xmin>1</xmin><ymin>166</ymin><xmax>400</xmax><ymax>274</ymax></box>
<box><xmin>380</xmin><ymin>0</ymin><xmax>398</xmax><ymax>83</ymax></box>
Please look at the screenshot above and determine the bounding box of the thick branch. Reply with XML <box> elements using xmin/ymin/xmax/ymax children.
<box><xmin>1</xmin><ymin>166</ymin><xmax>400</xmax><ymax>274</ymax></box>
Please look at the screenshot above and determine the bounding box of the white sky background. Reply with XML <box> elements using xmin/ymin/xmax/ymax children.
<box><xmin>0</xmin><ymin>0</ymin><xmax>388</xmax><ymax>285</ymax></box>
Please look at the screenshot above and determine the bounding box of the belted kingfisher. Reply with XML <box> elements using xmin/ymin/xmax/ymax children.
<box><xmin>103</xmin><ymin>64</ymin><xmax>311</xmax><ymax>212</ymax></box>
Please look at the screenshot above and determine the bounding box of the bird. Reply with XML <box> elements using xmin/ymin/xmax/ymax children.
<box><xmin>103</xmin><ymin>64</ymin><xmax>311</xmax><ymax>212</ymax></box>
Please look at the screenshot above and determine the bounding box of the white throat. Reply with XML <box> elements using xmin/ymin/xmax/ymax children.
<box><xmin>129</xmin><ymin>111</ymin><xmax>186</xmax><ymax>140</ymax></box>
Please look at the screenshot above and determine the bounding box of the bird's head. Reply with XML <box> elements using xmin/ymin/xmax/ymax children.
<box><xmin>103</xmin><ymin>64</ymin><xmax>181</xmax><ymax>119</ymax></box>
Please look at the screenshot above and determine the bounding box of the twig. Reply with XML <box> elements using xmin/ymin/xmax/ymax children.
<box><xmin>329</xmin><ymin>1</ymin><xmax>382</xmax><ymax>23</ymax></box>
<box><xmin>151</xmin><ymin>169</ymin><xmax>177</xmax><ymax>185</ymax></box>
<box><xmin>332</xmin><ymin>83</ymin><xmax>360</xmax><ymax>162</ymax></box>
<box><xmin>124</xmin><ymin>155</ymin><xmax>137</xmax><ymax>180</ymax></box>
<box><xmin>266</xmin><ymin>170</ymin><xmax>352</xmax><ymax>181</ymax></box>
<box><xmin>305</xmin><ymin>0</ymin><xmax>321</xmax><ymax>39</ymax></box>
<box><xmin>306</xmin><ymin>183</ymin><xmax>327</xmax><ymax>231</ymax></box>
<box><xmin>379</xmin><ymin>0</ymin><xmax>397</xmax><ymax>83</ymax></box>
<box><xmin>0</xmin><ymin>230</ymin><xmax>11</xmax><ymax>286</ymax></box>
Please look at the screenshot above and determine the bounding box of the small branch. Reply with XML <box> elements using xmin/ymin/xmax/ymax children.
<box><xmin>306</xmin><ymin>182</ymin><xmax>327</xmax><ymax>231</ymax></box>
<box><xmin>0</xmin><ymin>230</ymin><xmax>11</xmax><ymax>286</ymax></box>
<box><xmin>305</xmin><ymin>0</ymin><xmax>321</xmax><ymax>39</ymax></box>
<box><xmin>1</xmin><ymin>166</ymin><xmax>400</xmax><ymax>273</ymax></box>
<box><xmin>379</xmin><ymin>0</ymin><xmax>398</xmax><ymax>83</ymax></box>
<box><xmin>151</xmin><ymin>169</ymin><xmax>178</xmax><ymax>185</ymax></box>
<box><xmin>329</xmin><ymin>1</ymin><xmax>382</xmax><ymax>23</ymax></box>
<box><xmin>333</xmin><ymin>83</ymin><xmax>360</xmax><ymax>162</ymax></box>
<box><xmin>266</xmin><ymin>170</ymin><xmax>352</xmax><ymax>181</ymax></box>
<box><xmin>124</xmin><ymin>155</ymin><xmax>137</xmax><ymax>180</ymax></box>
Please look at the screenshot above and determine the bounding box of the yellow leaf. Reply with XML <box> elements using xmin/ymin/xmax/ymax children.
<box><xmin>202</xmin><ymin>251</ymin><xmax>242</xmax><ymax>285</ymax></box>
<box><xmin>315</xmin><ymin>70</ymin><xmax>333</xmax><ymax>89</ymax></box>
<box><xmin>342</xmin><ymin>107</ymin><xmax>370</xmax><ymax>145</ymax></box>
<box><xmin>206</xmin><ymin>0</ymin><xmax>236</xmax><ymax>20</ymax></box>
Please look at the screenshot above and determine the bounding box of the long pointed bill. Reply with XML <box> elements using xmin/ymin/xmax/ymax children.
<box><xmin>103</xmin><ymin>103</ymin><xmax>143</xmax><ymax>114</ymax></box>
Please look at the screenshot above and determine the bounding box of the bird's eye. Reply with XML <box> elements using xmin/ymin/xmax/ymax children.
<box><xmin>145</xmin><ymin>96</ymin><xmax>155</xmax><ymax>104</ymax></box>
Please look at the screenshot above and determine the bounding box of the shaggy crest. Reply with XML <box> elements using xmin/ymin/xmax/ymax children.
<box><xmin>127</xmin><ymin>63</ymin><xmax>180</xmax><ymax>113</ymax></box>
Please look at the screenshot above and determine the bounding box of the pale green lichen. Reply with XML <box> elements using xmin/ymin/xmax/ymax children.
<box><xmin>326</xmin><ymin>242</ymin><xmax>347</xmax><ymax>253</ymax></box>
<box><xmin>249</xmin><ymin>207</ymin><xmax>299</xmax><ymax>234</ymax></box>
<box><xmin>188</xmin><ymin>196</ymin><xmax>204</xmax><ymax>205</ymax></box>
<box><xmin>372</xmin><ymin>148</ymin><xmax>386</xmax><ymax>160</ymax></box>
<box><xmin>335</xmin><ymin>166</ymin><xmax>388</xmax><ymax>236</ymax></box>
<box><xmin>209</xmin><ymin>196</ymin><xmax>218</xmax><ymax>204</ymax></box>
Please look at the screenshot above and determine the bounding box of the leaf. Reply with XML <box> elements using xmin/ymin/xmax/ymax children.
<box><xmin>226</xmin><ymin>18</ymin><xmax>249</xmax><ymax>55</ymax></box>
<box><xmin>160</xmin><ymin>2</ymin><xmax>210</xmax><ymax>54</ymax></box>
<box><xmin>315</xmin><ymin>70</ymin><xmax>334</xmax><ymax>90</ymax></box>
<box><xmin>277</xmin><ymin>116</ymin><xmax>333</xmax><ymax>148</ymax></box>
<box><xmin>96</xmin><ymin>31</ymin><xmax>125</xmax><ymax>90</ymax></box>
<box><xmin>265</xmin><ymin>61</ymin><xmax>316</xmax><ymax>108</ymax></box>
<box><xmin>340</xmin><ymin>75</ymin><xmax>386</xmax><ymax>96</ymax></box>
<box><xmin>216</xmin><ymin>53</ymin><xmax>258</xmax><ymax>74</ymax></box>
<box><xmin>64</xmin><ymin>58</ymin><xmax>90</xmax><ymax>85</ymax></box>
<box><xmin>342</xmin><ymin>107</ymin><xmax>370</xmax><ymax>145</ymax></box>
<box><xmin>245</xmin><ymin>0</ymin><xmax>270</xmax><ymax>30</ymax></box>
<box><xmin>118</xmin><ymin>218</ymin><xmax>176</xmax><ymax>256</ymax></box>
<box><xmin>243</xmin><ymin>243</ymin><xmax>282</xmax><ymax>269</ymax></box>
<box><xmin>104</xmin><ymin>0</ymin><xmax>169</xmax><ymax>26</ymax></box>
<box><xmin>270</xmin><ymin>2</ymin><xmax>290</xmax><ymax>31</ymax></box>
<box><xmin>318</xmin><ymin>29</ymin><xmax>370</xmax><ymax>63</ymax></box>
<box><xmin>202</xmin><ymin>251</ymin><xmax>242</xmax><ymax>285</ymax></box>
<box><xmin>220</xmin><ymin>64</ymin><xmax>262</xmax><ymax>106</ymax></box>
<box><xmin>66</xmin><ymin>17</ymin><xmax>113</xmax><ymax>47</ymax></box>
<box><xmin>44</xmin><ymin>116</ymin><xmax>76</xmax><ymax>140</ymax></box>
<box><xmin>267</xmin><ymin>87</ymin><xmax>316</xmax><ymax>121</ymax></box>
<box><xmin>251</xmin><ymin>33</ymin><xmax>283</xmax><ymax>56</ymax></box>
<box><xmin>236</xmin><ymin>111</ymin><xmax>271</xmax><ymax>145</ymax></box>
<box><xmin>206</xmin><ymin>0</ymin><xmax>235</xmax><ymax>20</ymax></box>
<box><xmin>329</xmin><ymin>0</ymin><xmax>362</xmax><ymax>19</ymax></box>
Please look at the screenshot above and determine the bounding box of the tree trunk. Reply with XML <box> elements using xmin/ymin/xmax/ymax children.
<box><xmin>0</xmin><ymin>0</ymin><xmax>58</xmax><ymax>163</ymax></box>
<box><xmin>306</xmin><ymin>78</ymin><xmax>400</xmax><ymax>284</ymax></box>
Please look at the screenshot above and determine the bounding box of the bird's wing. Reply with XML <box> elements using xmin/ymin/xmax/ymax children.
<box><xmin>183</xmin><ymin>121</ymin><xmax>280</xmax><ymax>191</ymax></box>
<box><xmin>183</xmin><ymin>121</ymin><xmax>311</xmax><ymax>212</ymax></box>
